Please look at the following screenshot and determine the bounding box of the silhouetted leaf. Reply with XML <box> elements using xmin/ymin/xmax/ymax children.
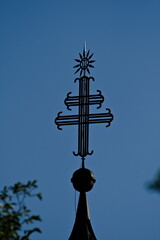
<box><xmin>36</xmin><ymin>193</ymin><xmax>42</xmax><ymax>200</ymax></box>
<box><xmin>148</xmin><ymin>170</ymin><xmax>160</xmax><ymax>192</ymax></box>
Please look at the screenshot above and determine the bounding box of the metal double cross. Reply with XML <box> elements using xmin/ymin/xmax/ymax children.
<box><xmin>55</xmin><ymin>76</ymin><xmax>113</xmax><ymax>159</ymax></box>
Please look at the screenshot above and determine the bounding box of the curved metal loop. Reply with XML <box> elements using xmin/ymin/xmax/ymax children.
<box><xmin>67</xmin><ymin>92</ymin><xmax>72</xmax><ymax>97</ymax></box>
<box><xmin>105</xmin><ymin>108</ymin><xmax>114</xmax><ymax>127</ymax></box>
<box><xmin>88</xmin><ymin>150</ymin><xmax>94</xmax><ymax>155</ymax></box>
<box><xmin>64</xmin><ymin>92</ymin><xmax>72</xmax><ymax>111</ymax></box>
<box><xmin>89</xmin><ymin>76</ymin><xmax>95</xmax><ymax>81</ymax></box>
<box><xmin>105</xmin><ymin>122</ymin><xmax>111</xmax><ymax>128</ymax></box>
<box><xmin>97</xmin><ymin>90</ymin><xmax>101</xmax><ymax>94</ymax></box>
<box><xmin>96</xmin><ymin>90</ymin><xmax>104</xmax><ymax>109</ymax></box>
<box><xmin>55</xmin><ymin>111</ymin><xmax>63</xmax><ymax>130</ymax></box>
<box><xmin>74</xmin><ymin>77</ymin><xmax>80</xmax><ymax>83</ymax></box>
<box><xmin>57</xmin><ymin>125</ymin><xmax>62</xmax><ymax>130</ymax></box>
<box><xmin>106</xmin><ymin>108</ymin><xmax>110</xmax><ymax>112</ymax></box>
<box><xmin>75</xmin><ymin>75</ymin><xmax>94</xmax><ymax>82</ymax></box>
<box><xmin>73</xmin><ymin>150</ymin><xmax>94</xmax><ymax>157</ymax></box>
<box><xmin>73</xmin><ymin>151</ymin><xmax>79</xmax><ymax>156</ymax></box>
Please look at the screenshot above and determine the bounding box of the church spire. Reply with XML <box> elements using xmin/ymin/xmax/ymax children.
<box><xmin>55</xmin><ymin>45</ymin><xmax>114</xmax><ymax>239</ymax></box>
<box><xmin>69</xmin><ymin>168</ymin><xmax>96</xmax><ymax>240</ymax></box>
<box><xmin>69</xmin><ymin>192</ymin><xmax>96</xmax><ymax>240</ymax></box>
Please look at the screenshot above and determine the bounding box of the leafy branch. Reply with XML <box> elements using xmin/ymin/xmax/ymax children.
<box><xmin>147</xmin><ymin>170</ymin><xmax>160</xmax><ymax>193</ymax></box>
<box><xmin>0</xmin><ymin>180</ymin><xmax>42</xmax><ymax>240</ymax></box>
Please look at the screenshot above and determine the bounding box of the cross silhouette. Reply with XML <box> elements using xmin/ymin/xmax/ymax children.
<box><xmin>55</xmin><ymin>46</ymin><xmax>113</xmax><ymax>165</ymax></box>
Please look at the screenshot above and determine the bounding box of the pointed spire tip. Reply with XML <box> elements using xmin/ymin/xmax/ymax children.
<box><xmin>84</xmin><ymin>41</ymin><xmax>86</xmax><ymax>53</ymax></box>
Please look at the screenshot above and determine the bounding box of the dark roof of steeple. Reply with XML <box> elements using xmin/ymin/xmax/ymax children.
<box><xmin>68</xmin><ymin>192</ymin><xmax>97</xmax><ymax>240</ymax></box>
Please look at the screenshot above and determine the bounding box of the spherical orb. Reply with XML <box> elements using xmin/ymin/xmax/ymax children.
<box><xmin>71</xmin><ymin>168</ymin><xmax>96</xmax><ymax>192</ymax></box>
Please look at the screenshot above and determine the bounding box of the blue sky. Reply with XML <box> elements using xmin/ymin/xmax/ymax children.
<box><xmin>1</xmin><ymin>0</ymin><xmax>160</xmax><ymax>239</ymax></box>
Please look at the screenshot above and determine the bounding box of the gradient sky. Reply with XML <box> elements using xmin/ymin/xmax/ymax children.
<box><xmin>1</xmin><ymin>1</ymin><xmax>160</xmax><ymax>239</ymax></box>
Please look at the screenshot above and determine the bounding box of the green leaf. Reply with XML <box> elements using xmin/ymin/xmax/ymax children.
<box><xmin>36</xmin><ymin>193</ymin><xmax>42</xmax><ymax>200</ymax></box>
<box><xmin>24</xmin><ymin>215</ymin><xmax>41</xmax><ymax>224</ymax></box>
<box><xmin>24</xmin><ymin>227</ymin><xmax>42</xmax><ymax>236</ymax></box>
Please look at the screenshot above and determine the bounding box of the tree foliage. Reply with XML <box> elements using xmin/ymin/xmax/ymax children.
<box><xmin>148</xmin><ymin>170</ymin><xmax>160</xmax><ymax>192</ymax></box>
<box><xmin>0</xmin><ymin>180</ymin><xmax>42</xmax><ymax>240</ymax></box>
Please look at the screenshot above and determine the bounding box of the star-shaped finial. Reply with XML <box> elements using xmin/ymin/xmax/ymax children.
<box><xmin>73</xmin><ymin>44</ymin><xmax>95</xmax><ymax>76</ymax></box>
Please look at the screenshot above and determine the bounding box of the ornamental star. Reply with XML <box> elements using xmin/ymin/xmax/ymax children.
<box><xmin>73</xmin><ymin>47</ymin><xmax>95</xmax><ymax>76</ymax></box>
